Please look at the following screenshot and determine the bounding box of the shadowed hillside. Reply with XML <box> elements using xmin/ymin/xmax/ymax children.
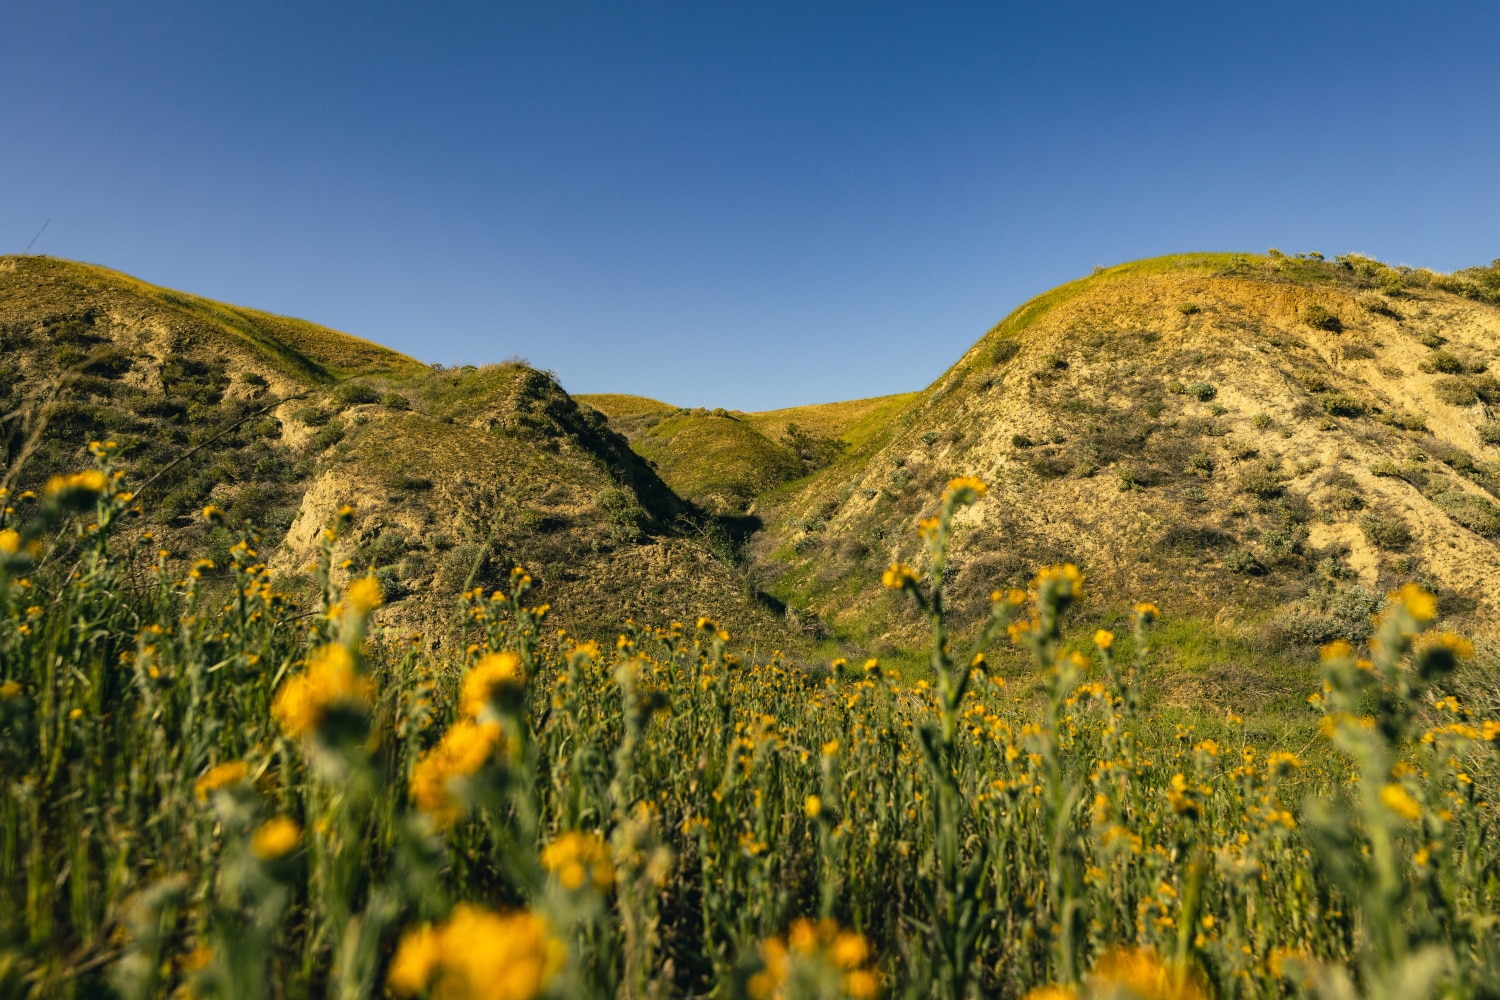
<box><xmin>0</xmin><ymin>255</ymin><xmax>790</xmax><ymax>642</ymax></box>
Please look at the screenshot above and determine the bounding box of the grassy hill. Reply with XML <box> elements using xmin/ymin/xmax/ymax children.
<box><xmin>0</xmin><ymin>255</ymin><xmax>789</xmax><ymax>642</ymax></box>
<box><xmin>9</xmin><ymin>250</ymin><xmax>1500</xmax><ymax>679</ymax></box>
<box><xmin>754</xmin><ymin>251</ymin><xmax>1500</xmax><ymax>700</ymax></box>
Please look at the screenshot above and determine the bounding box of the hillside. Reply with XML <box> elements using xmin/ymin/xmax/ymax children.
<box><xmin>0</xmin><ymin>255</ymin><xmax>788</xmax><ymax>641</ymax></box>
<box><xmin>758</xmin><ymin>252</ymin><xmax>1500</xmax><ymax>682</ymax></box>
<box><xmin>578</xmin><ymin>392</ymin><xmax>915</xmax><ymax>515</ymax></box>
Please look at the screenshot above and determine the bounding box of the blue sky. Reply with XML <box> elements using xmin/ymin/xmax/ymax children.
<box><xmin>3</xmin><ymin>2</ymin><xmax>1498</xmax><ymax>410</ymax></box>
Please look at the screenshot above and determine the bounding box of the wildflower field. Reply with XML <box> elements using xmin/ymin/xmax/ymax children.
<box><xmin>2</xmin><ymin>450</ymin><xmax>1499</xmax><ymax>1000</ymax></box>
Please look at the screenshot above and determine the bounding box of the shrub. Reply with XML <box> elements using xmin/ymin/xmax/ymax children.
<box><xmin>1239</xmin><ymin>464</ymin><xmax>1286</xmax><ymax>498</ymax></box>
<box><xmin>382</xmin><ymin>392</ymin><xmax>410</xmax><ymax>410</ymax></box>
<box><xmin>1360</xmin><ymin>513</ymin><xmax>1412</xmax><ymax>551</ymax></box>
<box><xmin>1430</xmin><ymin>489</ymin><xmax>1500</xmax><ymax>537</ymax></box>
<box><xmin>309</xmin><ymin>420</ymin><xmax>346</xmax><ymax>451</ymax></box>
<box><xmin>1341</xmin><ymin>343</ymin><xmax>1377</xmax><ymax>361</ymax></box>
<box><xmin>334</xmin><ymin>381</ymin><xmax>381</xmax><ymax>406</ymax></box>
<box><xmin>1011</xmin><ymin>434</ymin><xmax>1034</xmax><ymax>449</ymax></box>
<box><xmin>596</xmin><ymin>487</ymin><xmax>647</xmax><ymax>542</ymax></box>
<box><xmin>1251</xmin><ymin>413</ymin><xmax>1273</xmax><ymax>430</ymax></box>
<box><xmin>991</xmin><ymin>339</ymin><xmax>1021</xmax><ymax>365</ymax></box>
<box><xmin>1477</xmin><ymin>422</ymin><xmax>1500</xmax><ymax>445</ymax></box>
<box><xmin>1177</xmin><ymin>302</ymin><xmax>1200</xmax><ymax>315</ymax></box>
<box><xmin>240</xmin><ymin>372</ymin><xmax>269</xmax><ymax>389</ymax></box>
<box><xmin>1418</xmin><ymin>332</ymin><xmax>1447</xmax><ymax>348</ymax></box>
<box><xmin>1186</xmin><ymin>381</ymin><xmax>1217</xmax><ymax>401</ymax></box>
<box><xmin>1433</xmin><ymin>378</ymin><xmax>1479</xmax><ymax>407</ymax></box>
<box><xmin>1223</xmin><ymin>548</ymin><xmax>1264</xmax><ymax>574</ymax></box>
<box><xmin>1302</xmin><ymin>303</ymin><xmax>1343</xmax><ymax>332</ymax></box>
<box><xmin>292</xmin><ymin>405</ymin><xmax>332</xmax><ymax>427</ymax></box>
<box><xmin>1318</xmin><ymin>393</ymin><xmax>1365</xmax><ymax>417</ymax></box>
<box><xmin>1423</xmin><ymin>350</ymin><xmax>1466</xmax><ymax>374</ymax></box>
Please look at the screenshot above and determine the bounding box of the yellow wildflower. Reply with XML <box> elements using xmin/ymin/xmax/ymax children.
<box><xmin>250</xmin><ymin>817</ymin><xmax>300</xmax><ymax>860</ymax></box>
<box><xmin>0</xmin><ymin>680</ymin><xmax>21</xmax><ymax>699</ymax></box>
<box><xmin>804</xmin><ymin>795</ymin><xmax>822</xmax><ymax>819</ymax></box>
<box><xmin>1380</xmin><ymin>783</ymin><xmax>1421</xmax><ymax>822</ymax></box>
<box><xmin>410</xmin><ymin>720</ymin><xmax>505</xmax><ymax>827</ymax></box>
<box><xmin>346</xmin><ymin>575</ymin><xmax>384</xmax><ymax>615</ymax></box>
<box><xmin>194</xmin><ymin>760</ymin><xmax>249</xmax><ymax>801</ymax></box>
<box><xmin>917</xmin><ymin>516</ymin><xmax>941</xmax><ymax>542</ymax></box>
<box><xmin>461</xmin><ymin>651</ymin><xmax>526</xmax><ymax>718</ymax></box>
<box><xmin>270</xmin><ymin>644</ymin><xmax>374</xmax><ymax>739</ymax></box>
<box><xmin>540</xmin><ymin>831</ymin><xmax>615</xmax><ymax>891</ymax></box>
<box><xmin>1090</xmin><ymin>947</ymin><xmax>1205</xmax><ymax>1000</ymax></box>
<box><xmin>1093</xmin><ymin>629</ymin><xmax>1114</xmax><ymax>649</ymax></box>
<box><xmin>0</xmin><ymin>529</ymin><xmax>19</xmax><ymax>556</ymax></box>
<box><xmin>1134</xmin><ymin>602</ymin><xmax>1160</xmax><ymax>623</ymax></box>
<box><xmin>944</xmin><ymin>475</ymin><xmax>987</xmax><ymax>501</ymax></box>
<box><xmin>387</xmin><ymin>904</ymin><xmax>565</xmax><ymax>1000</ymax></box>
<box><xmin>1319</xmin><ymin>639</ymin><xmax>1353</xmax><ymax>662</ymax></box>
<box><xmin>881</xmin><ymin>563</ymin><xmax>917</xmax><ymax>590</ymax></box>
<box><xmin>1023</xmin><ymin>988</ymin><xmax>1080</xmax><ymax>1000</ymax></box>
<box><xmin>1394</xmin><ymin>583</ymin><xmax>1437</xmax><ymax>623</ymax></box>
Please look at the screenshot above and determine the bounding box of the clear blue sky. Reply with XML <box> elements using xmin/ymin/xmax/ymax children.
<box><xmin>3</xmin><ymin>2</ymin><xmax>1498</xmax><ymax>410</ymax></box>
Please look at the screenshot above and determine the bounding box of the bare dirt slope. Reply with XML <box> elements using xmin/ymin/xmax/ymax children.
<box><xmin>758</xmin><ymin>252</ymin><xmax>1500</xmax><ymax>652</ymax></box>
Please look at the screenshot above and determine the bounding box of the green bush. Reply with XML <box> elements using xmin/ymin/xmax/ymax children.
<box><xmin>1223</xmin><ymin>548</ymin><xmax>1264</xmax><ymax>574</ymax></box>
<box><xmin>334</xmin><ymin>381</ymin><xmax>381</xmax><ymax>406</ymax></box>
<box><xmin>1302</xmin><ymin>303</ymin><xmax>1343</xmax><ymax>332</ymax></box>
<box><xmin>1434</xmin><ymin>378</ymin><xmax>1479</xmax><ymax>407</ymax></box>
<box><xmin>381</xmin><ymin>392</ymin><xmax>411</xmax><ymax>410</ymax></box>
<box><xmin>309</xmin><ymin>420</ymin><xmax>346</xmax><ymax>451</ymax></box>
<box><xmin>1430</xmin><ymin>489</ymin><xmax>1500</xmax><ymax>536</ymax></box>
<box><xmin>292</xmin><ymin>405</ymin><xmax>332</xmax><ymax>427</ymax></box>
<box><xmin>1238</xmin><ymin>464</ymin><xmax>1286</xmax><ymax>498</ymax></box>
<box><xmin>1177</xmin><ymin>302</ymin><xmax>1200</xmax><ymax>315</ymax></box>
<box><xmin>1186</xmin><ymin>381</ymin><xmax>1217</xmax><ymax>401</ymax></box>
<box><xmin>990</xmin><ymin>339</ymin><xmax>1021</xmax><ymax>365</ymax></box>
<box><xmin>1318</xmin><ymin>393</ymin><xmax>1365</xmax><ymax>417</ymax></box>
<box><xmin>1360</xmin><ymin>513</ymin><xmax>1412</xmax><ymax>551</ymax></box>
<box><xmin>1424</xmin><ymin>350</ymin><xmax>1467</xmax><ymax>374</ymax></box>
<box><xmin>1476</xmin><ymin>422</ymin><xmax>1500</xmax><ymax>445</ymax></box>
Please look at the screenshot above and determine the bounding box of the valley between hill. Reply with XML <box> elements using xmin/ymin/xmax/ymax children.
<box><xmin>4</xmin><ymin>250</ymin><xmax>1500</xmax><ymax>706</ymax></box>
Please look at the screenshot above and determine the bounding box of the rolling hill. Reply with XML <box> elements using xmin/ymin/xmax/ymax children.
<box><xmin>754</xmin><ymin>252</ymin><xmax>1500</xmax><ymax>681</ymax></box>
<box><xmin>6</xmin><ymin>250</ymin><xmax>1500</xmax><ymax>680</ymax></box>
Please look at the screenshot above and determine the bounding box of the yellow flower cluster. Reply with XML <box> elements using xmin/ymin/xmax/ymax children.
<box><xmin>388</xmin><ymin>904</ymin><xmax>565</xmax><ymax>1000</ymax></box>
<box><xmin>194</xmin><ymin>760</ymin><xmax>249</xmax><ymax>801</ymax></box>
<box><xmin>1024</xmin><ymin>947</ymin><xmax>1205</xmax><ymax>1000</ymax></box>
<box><xmin>44</xmin><ymin>469</ymin><xmax>108</xmax><ymax>498</ymax></box>
<box><xmin>410</xmin><ymin>720</ymin><xmax>505</xmax><ymax>828</ymax></box>
<box><xmin>944</xmin><ymin>476</ymin><xmax>987</xmax><ymax>502</ymax></box>
<box><xmin>748</xmin><ymin>919</ymin><xmax>878</xmax><ymax>1000</ymax></box>
<box><xmin>880</xmin><ymin>563</ymin><xmax>917</xmax><ymax>591</ymax></box>
<box><xmin>461</xmin><ymin>651</ymin><xmax>525</xmax><ymax>719</ymax></box>
<box><xmin>270</xmin><ymin>644</ymin><xmax>375</xmax><ymax>739</ymax></box>
<box><xmin>250</xmin><ymin>817</ymin><xmax>301</xmax><ymax>860</ymax></box>
<box><xmin>540</xmin><ymin>831</ymin><xmax>615</xmax><ymax>891</ymax></box>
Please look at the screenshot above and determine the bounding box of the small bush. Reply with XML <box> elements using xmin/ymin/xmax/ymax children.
<box><xmin>1239</xmin><ymin>464</ymin><xmax>1286</xmax><ymax>498</ymax></box>
<box><xmin>1418</xmin><ymin>332</ymin><xmax>1446</xmax><ymax>348</ymax></box>
<box><xmin>1318</xmin><ymin>393</ymin><xmax>1365</xmax><ymax>417</ymax></box>
<box><xmin>1186</xmin><ymin>381</ymin><xmax>1217</xmax><ymax>401</ymax></box>
<box><xmin>1476</xmin><ymin>422</ymin><xmax>1500</xmax><ymax>445</ymax></box>
<box><xmin>1223</xmin><ymin>548</ymin><xmax>1264</xmax><ymax>575</ymax></box>
<box><xmin>382</xmin><ymin>392</ymin><xmax>410</xmax><ymax>410</ymax></box>
<box><xmin>1430</xmin><ymin>489</ymin><xmax>1500</xmax><ymax>537</ymax></box>
<box><xmin>1340</xmin><ymin>343</ymin><xmax>1377</xmax><ymax>361</ymax></box>
<box><xmin>1251</xmin><ymin>413</ymin><xmax>1273</xmax><ymax>430</ymax></box>
<box><xmin>1433</xmin><ymin>378</ymin><xmax>1479</xmax><ymax>407</ymax></box>
<box><xmin>991</xmin><ymin>340</ymin><xmax>1021</xmax><ymax>366</ymax></box>
<box><xmin>1360</xmin><ymin>513</ymin><xmax>1412</xmax><ymax>551</ymax></box>
<box><xmin>1178</xmin><ymin>302</ymin><xmax>1200</xmax><ymax>315</ymax></box>
<box><xmin>309</xmin><ymin>420</ymin><xmax>346</xmax><ymax>451</ymax></box>
<box><xmin>239</xmin><ymin>372</ymin><xmax>269</xmax><ymax>388</ymax></box>
<box><xmin>1423</xmin><ymin>350</ymin><xmax>1467</xmax><ymax>374</ymax></box>
<box><xmin>292</xmin><ymin>405</ymin><xmax>332</xmax><ymax>427</ymax></box>
<box><xmin>334</xmin><ymin>381</ymin><xmax>381</xmax><ymax>406</ymax></box>
<box><xmin>1186</xmin><ymin>450</ymin><xmax>1213</xmax><ymax>477</ymax></box>
<box><xmin>1011</xmin><ymin>434</ymin><xmax>1034</xmax><ymax>449</ymax></box>
<box><xmin>1302</xmin><ymin>303</ymin><xmax>1343</xmax><ymax>332</ymax></box>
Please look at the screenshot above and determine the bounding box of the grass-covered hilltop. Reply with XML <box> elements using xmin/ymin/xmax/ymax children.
<box><xmin>2</xmin><ymin>250</ymin><xmax>1500</xmax><ymax>999</ymax></box>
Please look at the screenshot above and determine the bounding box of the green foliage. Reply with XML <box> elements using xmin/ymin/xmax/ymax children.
<box><xmin>1361</xmin><ymin>512</ymin><xmax>1413</xmax><ymax>551</ymax></box>
<box><xmin>1185</xmin><ymin>381</ymin><xmax>1216</xmax><ymax>402</ymax></box>
<box><xmin>334</xmin><ymin>381</ymin><xmax>381</xmax><ymax>405</ymax></box>
<box><xmin>1302</xmin><ymin>303</ymin><xmax>1343</xmax><ymax>332</ymax></box>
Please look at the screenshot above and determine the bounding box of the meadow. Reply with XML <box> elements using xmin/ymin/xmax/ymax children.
<box><xmin>1</xmin><ymin>448</ymin><xmax>1498</xmax><ymax>999</ymax></box>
